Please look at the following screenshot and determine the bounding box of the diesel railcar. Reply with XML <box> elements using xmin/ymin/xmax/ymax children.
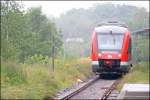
<box><xmin>91</xmin><ymin>21</ymin><xmax>132</xmax><ymax>75</ymax></box>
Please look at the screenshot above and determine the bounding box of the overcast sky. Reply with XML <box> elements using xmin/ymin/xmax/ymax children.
<box><xmin>19</xmin><ymin>1</ymin><xmax>149</xmax><ymax>18</ymax></box>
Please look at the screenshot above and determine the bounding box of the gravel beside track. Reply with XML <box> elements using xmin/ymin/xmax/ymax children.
<box><xmin>70</xmin><ymin>79</ymin><xmax>116</xmax><ymax>99</ymax></box>
<box><xmin>54</xmin><ymin>74</ymin><xmax>121</xmax><ymax>100</ymax></box>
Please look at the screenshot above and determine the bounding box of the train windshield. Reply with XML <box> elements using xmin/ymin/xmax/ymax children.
<box><xmin>97</xmin><ymin>34</ymin><xmax>124</xmax><ymax>52</ymax></box>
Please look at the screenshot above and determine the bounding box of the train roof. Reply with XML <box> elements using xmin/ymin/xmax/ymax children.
<box><xmin>97</xmin><ymin>21</ymin><xmax>128</xmax><ymax>28</ymax></box>
<box><xmin>94</xmin><ymin>21</ymin><xmax>128</xmax><ymax>34</ymax></box>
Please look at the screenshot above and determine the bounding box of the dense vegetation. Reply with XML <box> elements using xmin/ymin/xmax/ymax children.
<box><xmin>1</xmin><ymin>1</ymin><xmax>149</xmax><ymax>99</ymax></box>
<box><xmin>1</xmin><ymin>58</ymin><xmax>93</xmax><ymax>99</ymax></box>
<box><xmin>1</xmin><ymin>1</ymin><xmax>62</xmax><ymax>62</ymax></box>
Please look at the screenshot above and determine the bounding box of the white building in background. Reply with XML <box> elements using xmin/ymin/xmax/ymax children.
<box><xmin>66</xmin><ymin>38</ymin><xmax>84</xmax><ymax>43</ymax></box>
<box><xmin>63</xmin><ymin>37</ymin><xmax>85</xmax><ymax>58</ymax></box>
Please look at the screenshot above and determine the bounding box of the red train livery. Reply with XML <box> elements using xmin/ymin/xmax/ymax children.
<box><xmin>91</xmin><ymin>21</ymin><xmax>132</xmax><ymax>75</ymax></box>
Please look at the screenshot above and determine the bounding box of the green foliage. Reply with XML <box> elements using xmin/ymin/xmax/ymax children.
<box><xmin>1</xmin><ymin>61</ymin><xmax>27</xmax><ymax>86</ymax></box>
<box><xmin>24</xmin><ymin>54</ymin><xmax>49</xmax><ymax>64</ymax></box>
<box><xmin>1</xmin><ymin>58</ymin><xmax>93</xmax><ymax>99</ymax></box>
<box><xmin>136</xmin><ymin>36</ymin><xmax>149</xmax><ymax>61</ymax></box>
<box><xmin>1</xmin><ymin>1</ymin><xmax>27</xmax><ymax>60</ymax></box>
<box><xmin>134</xmin><ymin>62</ymin><xmax>149</xmax><ymax>73</ymax></box>
<box><xmin>132</xmin><ymin>35</ymin><xmax>149</xmax><ymax>63</ymax></box>
<box><xmin>1</xmin><ymin>1</ymin><xmax>62</xmax><ymax>62</ymax></box>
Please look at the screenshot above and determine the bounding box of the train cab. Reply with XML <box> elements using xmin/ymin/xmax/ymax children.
<box><xmin>91</xmin><ymin>21</ymin><xmax>132</xmax><ymax>75</ymax></box>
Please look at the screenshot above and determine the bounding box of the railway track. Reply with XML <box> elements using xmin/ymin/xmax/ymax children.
<box><xmin>55</xmin><ymin>75</ymin><xmax>99</xmax><ymax>100</ymax></box>
<box><xmin>54</xmin><ymin>75</ymin><xmax>121</xmax><ymax>100</ymax></box>
<box><xmin>101</xmin><ymin>79</ymin><xmax>121</xmax><ymax>100</ymax></box>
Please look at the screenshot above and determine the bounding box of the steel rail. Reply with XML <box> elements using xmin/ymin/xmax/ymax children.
<box><xmin>55</xmin><ymin>76</ymin><xmax>121</xmax><ymax>100</ymax></box>
<box><xmin>54</xmin><ymin>76</ymin><xmax>99</xmax><ymax>100</ymax></box>
<box><xmin>100</xmin><ymin>79</ymin><xmax>121</xmax><ymax>100</ymax></box>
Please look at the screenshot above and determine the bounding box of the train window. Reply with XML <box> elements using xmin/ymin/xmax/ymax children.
<box><xmin>97</xmin><ymin>34</ymin><xmax>124</xmax><ymax>51</ymax></box>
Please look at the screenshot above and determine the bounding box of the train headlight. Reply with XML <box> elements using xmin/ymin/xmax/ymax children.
<box><xmin>98</xmin><ymin>53</ymin><xmax>102</xmax><ymax>57</ymax></box>
<box><xmin>108</xmin><ymin>55</ymin><xmax>112</xmax><ymax>58</ymax></box>
<box><xmin>118</xmin><ymin>54</ymin><xmax>122</xmax><ymax>57</ymax></box>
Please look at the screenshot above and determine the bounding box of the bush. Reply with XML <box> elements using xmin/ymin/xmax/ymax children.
<box><xmin>24</xmin><ymin>54</ymin><xmax>49</xmax><ymax>64</ymax></box>
<box><xmin>1</xmin><ymin>61</ymin><xmax>27</xmax><ymax>85</ymax></box>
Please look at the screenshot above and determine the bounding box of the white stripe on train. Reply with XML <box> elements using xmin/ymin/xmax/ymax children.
<box><xmin>92</xmin><ymin>61</ymin><xmax>99</xmax><ymax>65</ymax></box>
<box><xmin>92</xmin><ymin>61</ymin><xmax>130</xmax><ymax>66</ymax></box>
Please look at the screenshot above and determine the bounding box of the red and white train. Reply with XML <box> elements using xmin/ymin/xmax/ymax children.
<box><xmin>91</xmin><ymin>21</ymin><xmax>132</xmax><ymax>75</ymax></box>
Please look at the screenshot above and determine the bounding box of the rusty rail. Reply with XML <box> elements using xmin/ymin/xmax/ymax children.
<box><xmin>54</xmin><ymin>76</ymin><xmax>99</xmax><ymax>100</ymax></box>
<box><xmin>100</xmin><ymin>79</ymin><xmax>121</xmax><ymax>100</ymax></box>
<box><xmin>55</xmin><ymin>76</ymin><xmax>121</xmax><ymax>100</ymax></box>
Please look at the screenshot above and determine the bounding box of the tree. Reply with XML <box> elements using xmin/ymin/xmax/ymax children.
<box><xmin>1</xmin><ymin>1</ymin><xmax>63</xmax><ymax>62</ymax></box>
<box><xmin>1</xmin><ymin>1</ymin><xmax>27</xmax><ymax>60</ymax></box>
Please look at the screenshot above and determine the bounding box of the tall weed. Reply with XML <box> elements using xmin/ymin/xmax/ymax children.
<box><xmin>1</xmin><ymin>57</ymin><xmax>93</xmax><ymax>99</ymax></box>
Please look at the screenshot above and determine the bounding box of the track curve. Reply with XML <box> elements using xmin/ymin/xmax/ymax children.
<box><xmin>54</xmin><ymin>74</ymin><xmax>121</xmax><ymax>100</ymax></box>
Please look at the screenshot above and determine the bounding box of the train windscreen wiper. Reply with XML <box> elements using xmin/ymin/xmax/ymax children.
<box><xmin>109</xmin><ymin>30</ymin><xmax>116</xmax><ymax>45</ymax></box>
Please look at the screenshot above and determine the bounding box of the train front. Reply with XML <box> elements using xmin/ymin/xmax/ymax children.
<box><xmin>91</xmin><ymin>25</ymin><xmax>132</xmax><ymax>75</ymax></box>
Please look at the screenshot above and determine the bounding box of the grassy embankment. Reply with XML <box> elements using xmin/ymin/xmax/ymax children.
<box><xmin>117</xmin><ymin>62</ymin><xmax>149</xmax><ymax>91</ymax></box>
<box><xmin>1</xmin><ymin>57</ymin><xmax>94</xmax><ymax>99</ymax></box>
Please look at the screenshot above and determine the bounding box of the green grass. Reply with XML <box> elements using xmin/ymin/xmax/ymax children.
<box><xmin>117</xmin><ymin>62</ymin><xmax>149</xmax><ymax>91</ymax></box>
<box><xmin>1</xmin><ymin>58</ymin><xmax>94</xmax><ymax>99</ymax></box>
<box><xmin>3</xmin><ymin>58</ymin><xmax>148</xmax><ymax>99</ymax></box>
